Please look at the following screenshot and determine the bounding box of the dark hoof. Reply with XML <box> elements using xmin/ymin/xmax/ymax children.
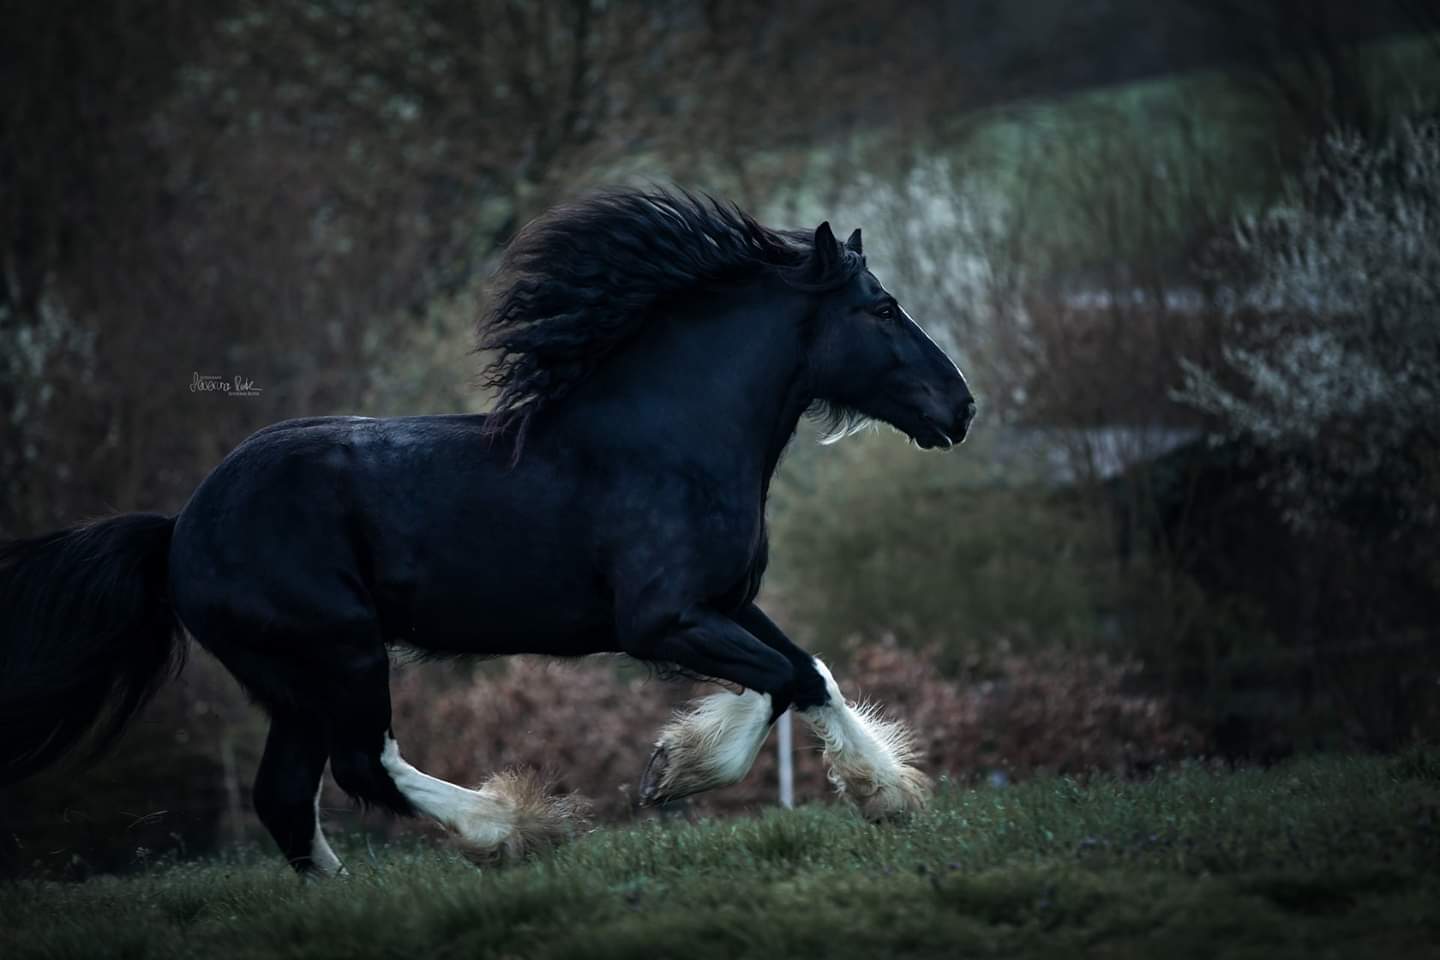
<box><xmin>639</xmin><ymin>745</ymin><xmax>669</xmax><ymax>806</ymax></box>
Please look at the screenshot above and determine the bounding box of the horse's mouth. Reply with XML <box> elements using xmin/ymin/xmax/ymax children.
<box><xmin>915</xmin><ymin>416</ymin><xmax>956</xmax><ymax>451</ymax></box>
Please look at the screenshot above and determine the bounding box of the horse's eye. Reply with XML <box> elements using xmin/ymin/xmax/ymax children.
<box><xmin>874</xmin><ymin>304</ymin><xmax>896</xmax><ymax>320</ymax></box>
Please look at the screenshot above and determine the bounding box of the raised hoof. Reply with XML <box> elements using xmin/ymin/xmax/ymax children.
<box><xmin>638</xmin><ymin>744</ymin><xmax>671</xmax><ymax>806</ymax></box>
<box><xmin>846</xmin><ymin>764</ymin><xmax>934</xmax><ymax>823</ymax></box>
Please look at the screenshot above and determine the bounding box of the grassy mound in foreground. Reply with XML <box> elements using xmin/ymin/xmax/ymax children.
<box><xmin>3</xmin><ymin>753</ymin><xmax>1439</xmax><ymax>959</ymax></box>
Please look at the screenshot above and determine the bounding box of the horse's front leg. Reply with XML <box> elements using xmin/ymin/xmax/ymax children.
<box><xmin>736</xmin><ymin>603</ymin><xmax>932</xmax><ymax>821</ymax></box>
<box><xmin>621</xmin><ymin>602</ymin><xmax>796</xmax><ymax>806</ymax></box>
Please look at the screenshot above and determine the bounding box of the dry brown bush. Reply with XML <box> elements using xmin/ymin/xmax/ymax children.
<box><xmin>845</xmin><ymin>640</ymin><xmax>1201</xmax><ymax>781</ymax></box>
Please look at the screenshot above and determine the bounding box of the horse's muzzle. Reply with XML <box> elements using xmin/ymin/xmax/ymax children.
<box><xmin>956</xmin><ymin>398</ymin><xmax>978</xmax><ymax>441</ymax></box>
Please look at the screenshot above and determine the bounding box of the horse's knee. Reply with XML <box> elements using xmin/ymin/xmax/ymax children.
<box><xmin>789</xmin><ymin>657</ymin><xmax>830</xmax><ymax>711</ymax></box>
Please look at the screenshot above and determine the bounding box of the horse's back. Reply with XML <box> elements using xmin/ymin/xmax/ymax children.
<box><xmin>169</xmin><ymin>414</ymin><xmax>610</xmax><ymax>657</ymax></box>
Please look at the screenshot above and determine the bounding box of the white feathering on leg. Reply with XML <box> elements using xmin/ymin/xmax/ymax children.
<box><xmin>642</xmin><ymin>689</ymin><xmax>773</xmax><ymax>803</ymax></box>
<box><xmin>380</xmin><ymin>735</ymin><xmax>588</xmax><ymax>863</ymax></box>
<box><xmin>801</xmin><ymin>657</ymin><xmax>932</xmax><ymax>820</ymax></box>
<box><xmin>307</xmin><ymin>783</ymin><xmax>346</xmax><ymax>878</ymax></box>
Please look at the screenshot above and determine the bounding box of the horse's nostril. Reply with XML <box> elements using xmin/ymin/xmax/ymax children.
<box><xmin>962</xmin><ymin>399</ymin><xmax>978</xmax><ymax>423</ymax></box>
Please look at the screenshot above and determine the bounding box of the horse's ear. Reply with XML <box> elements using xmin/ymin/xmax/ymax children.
<box><xmin>812</xmin><ymin>221</ymin><xmax>839</xmax><ymax>270</ymax></box>
<box><xmin>813</xmin><ymin>221</ymin><xmax>837</xmax><ymax>249</ymax></box>
<box><xmin>845</xmin><ymin>228</ymin><xmax>863</xmax><ymax>255</ymax></box>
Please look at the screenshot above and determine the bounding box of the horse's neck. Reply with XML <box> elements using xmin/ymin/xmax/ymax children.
<box><xmin>574</xmin><ymin>289</ymin><xmax>813</xmax><ymax>485</ymax></box>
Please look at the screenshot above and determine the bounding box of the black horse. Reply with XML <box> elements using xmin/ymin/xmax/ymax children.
<box><xmin>0</xmin><ymin>190</ymin><xmax>975</xmax><ymax>875</ymax></box>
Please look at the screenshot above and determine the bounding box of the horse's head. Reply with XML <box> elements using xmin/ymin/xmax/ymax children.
<box><xmin>801</xmin><ymin>222</ymin><xmax>976</xmax><ymax>449</ymax></box>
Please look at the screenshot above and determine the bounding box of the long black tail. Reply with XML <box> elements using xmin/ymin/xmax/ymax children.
<box><xmin>0</xmin><ymin>513</ymin><xmax>183</xmax><ymax>785</ymax></box>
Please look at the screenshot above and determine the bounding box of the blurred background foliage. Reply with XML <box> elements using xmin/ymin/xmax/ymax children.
<box><xmin>2</xmin><ymin>0</ymin><xmax>1438</xmax><ymax>874</ymax></box>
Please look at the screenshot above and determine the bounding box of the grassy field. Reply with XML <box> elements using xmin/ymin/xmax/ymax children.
<box><xmin>4</xmin><ymin>753</ymin><xmax>1439</xmax><ymax>959</ymax></box>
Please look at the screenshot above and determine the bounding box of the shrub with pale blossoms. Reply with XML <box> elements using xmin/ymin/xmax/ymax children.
<box><xmin>1180</xmin><ymin>117</ymin><xmax>1440</xmax><ymax>532</ymax></box>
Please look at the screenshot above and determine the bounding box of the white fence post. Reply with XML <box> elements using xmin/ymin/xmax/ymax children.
<box><xmin>777</xmin><ymin>709</ymin><xmax>794</xmax><ymax>809</ymax></box>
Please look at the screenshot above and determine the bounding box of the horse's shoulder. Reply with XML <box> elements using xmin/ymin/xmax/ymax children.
<box><xmin>598</xmin><ymin>451</ymin><xmax>766</xmax><ymax>597</ymax></box>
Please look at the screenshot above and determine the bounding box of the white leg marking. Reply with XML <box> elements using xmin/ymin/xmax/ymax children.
<box><xmin>800</xmin><ymin>658</ymin><xmax>932</xmax><ymax>820</ymax></box>
<box><xmin>380</xmin><ymin>735</ymin><xmax>587</xmax><ymax>862</ymax></box>
<box><xmin>308</xmin><ymin>783</ymin><xmax>346</xmax><ymax>878</ymax></box>
<box><xmin>381</xmin><ymin>735</ymin><xmax>516</xmax><ymax>850</ymax></box>
<box><xmin>642</xmin><ymin>689</ymin><xmax>773</xmax><ymax>803</ymax></box>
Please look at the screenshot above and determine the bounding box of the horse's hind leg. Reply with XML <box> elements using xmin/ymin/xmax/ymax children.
<box><xmin>207</xmin><ymin>614</ymin><xmax>581</xmax><ymax>867</ymax></box>
<box><xmin>253</xmin><ymin>711</ymin><xmax>344</xmax><ymax>878</ymax></box>
<box><xmin>322</xmin><ymin>645</ymin><xmax>586</xmax><ymax>863</ymax></box>
<box><xmin>201</xmin><ymin>623</ymin><xmax>407</xmax><ymax>875</ymax></box>
<box><xmin>193</xmin><ymin>626</ymin><xmax>349</xmax><ymax>876</ymax></box>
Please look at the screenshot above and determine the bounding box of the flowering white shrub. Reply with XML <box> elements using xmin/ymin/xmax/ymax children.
<box><xmin>1180</xmin><ymin>117</ymin><xmax>1440</xmax><ymax>531</ymax></box>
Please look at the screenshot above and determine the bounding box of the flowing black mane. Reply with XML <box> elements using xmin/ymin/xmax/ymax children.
<box><xmin>478</xmin><ymin>189</ymin><xmax>864</xmax><ymax>446</ymax></box>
